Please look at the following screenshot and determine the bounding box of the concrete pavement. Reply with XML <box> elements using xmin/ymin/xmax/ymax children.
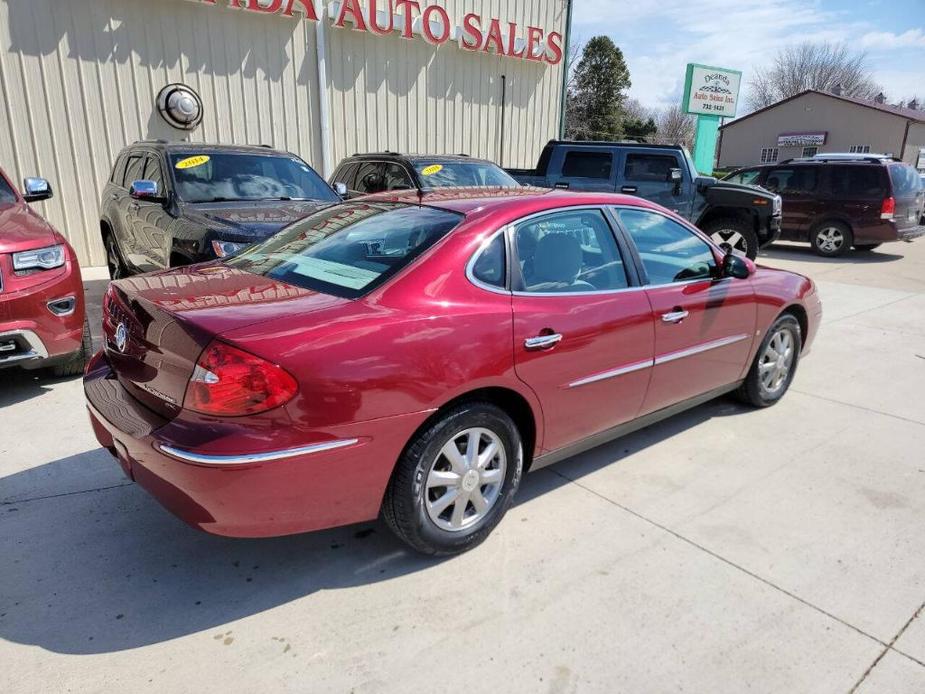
<box><xmin>1</xmin><ymin>241</ymin><xmax>924</xmax><ymax>693</ymax></box>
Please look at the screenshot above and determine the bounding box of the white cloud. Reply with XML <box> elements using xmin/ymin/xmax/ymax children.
<box><xmin>859</xmin><ymin>28</ymin><xmax>925</xmax><ymax>50</ymax></box>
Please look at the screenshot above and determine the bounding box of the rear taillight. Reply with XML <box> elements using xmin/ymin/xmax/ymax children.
<box><xmin>183</xmin><ymin>341</ymin><xmax>298</xmax><ymax>417</ymax></box>
<box><xmin>881</xmin><ymin>196</ymin><xmax>895</xmax><ymax>220</ymax></box>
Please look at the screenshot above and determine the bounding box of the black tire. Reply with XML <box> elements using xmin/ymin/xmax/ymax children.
<box><xmin>736</xmin><ymin>314</ymin><xmax>802</xmax><ymax>408</ymax></box>
<box><xmin>810</xmin><ymin>221</ymin><xmax>853</xmax><ymax>257</ymax></box>
<box><xmin>854</xmin><ymin>243</ymin><xmax>882</xmax><ymax>252</ymax></box>
<box><xmin>104</xmin><ymin>229</ymin><xmax>128</xmax><ymax>280</ymax></box>
<box><xmin>382</xmin><ymin>402</ymin><xmax>523</xmax><ymax>555</ymax></box>
<box><xmin>702</xmin><ymin>217</ymin><xmax>759</xmax><ymax>260</ymax></box>
<box><xmin>50</xmin><ymin>317</ymin><xmax>92</xmax><ymax>378</ymax></box>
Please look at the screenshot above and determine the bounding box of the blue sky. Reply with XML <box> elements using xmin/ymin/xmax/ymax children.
<box><xmin>571</xmin><ymin>0</ymin><xmax>925</xmax><ymax>111</ymax></box>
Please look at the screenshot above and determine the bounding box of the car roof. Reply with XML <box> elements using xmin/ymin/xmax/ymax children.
<box><xmin>343</xmin><ymin>152</ymin><xmax>495</xmax><ymax>164</ymax></box>
<box><xmin>127</xmin><ymin>141</ymin><xmax>295</xmax><ymax>157</ymax></box>
<box><xmin>357</xmin><ymin>186</ymin><xmax>666</xmax><ymax>216</ymax></box>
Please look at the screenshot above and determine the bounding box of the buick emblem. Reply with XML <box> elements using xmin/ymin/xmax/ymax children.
<box><xmin>114</xmin><ymin>323</ymin><xmax>128</xmax><ymax>353</ymax></box>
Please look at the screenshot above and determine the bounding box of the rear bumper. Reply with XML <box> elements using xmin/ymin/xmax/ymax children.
<box><xmin>83</xmin><ymin>352</ymin><xmax>430</xmax><ymax>538</ymax></box>
<box><xmin>897</xmin><ymin>224</ymin><xmax>925</xmax><ymax>242</ymax></box>
<box><xmin>0</xmin><ymin>256</ymin><xmax>85</xmax><ymax>369</ymax></box>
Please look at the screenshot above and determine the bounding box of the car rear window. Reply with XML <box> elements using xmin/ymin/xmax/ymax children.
<box><xmin>889</xmin><ymin>164</ymin><xmax>922</xmax><ymax>198</ymax></box>
<box><xmin>0</xmin><ymin>175</ymin><xmax>16</xmax><ymax>204</ymax></box>
<box><xmin>226</xmin><ymin>203</ymin><xmax>463</xmax><ymax>299</ymax></box>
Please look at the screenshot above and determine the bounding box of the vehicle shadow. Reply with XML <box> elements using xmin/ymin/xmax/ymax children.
<box><xmin>0</xmin><ymin>397</ymin><xmax>749</xmax><ymax>655</ymax></box>
<box><xmin>760</xmin><ymin>243</ymin><xmax>904</xmax><ymax>265</ymax></box>
<box><xmin>0</xmin><ymin>369</ymin><xmax>81</xmax><ymax>408</ymax></box>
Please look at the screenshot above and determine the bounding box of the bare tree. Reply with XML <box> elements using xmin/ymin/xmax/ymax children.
<box><xmin>747</xmin><ymin>42</ymin><xmax>883</xmax><ymax>110</ymax></box>
<box><xmin>653</xmin><ymin>104</ymin><xmax>695</xmax><ymax>148</ymax></box>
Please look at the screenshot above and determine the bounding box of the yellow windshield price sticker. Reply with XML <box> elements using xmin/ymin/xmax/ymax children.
<box><xmin>175</xmin><ymin>155</ymin><xmax>210</xmax><ymax>170</ymax></box>
<box><xmin>421</xmin><ymin>164</ymin><xmax>443</xmax><ymax>176</ymax></box>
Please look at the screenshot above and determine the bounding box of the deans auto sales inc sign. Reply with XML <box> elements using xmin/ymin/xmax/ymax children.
<box><xmin>682</xmin><ymin>63</ymin><xmax>742</xmax><ymax>118</ymax></box>
<box><xmin>185</xmin><ymin>0</ymin><xmax>564</xmax><ymax>65</ymax></box>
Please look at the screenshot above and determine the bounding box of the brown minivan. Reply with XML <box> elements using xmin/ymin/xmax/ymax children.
<box><xmin>724</xmin><ymin>155</ymin><xmax>924</xmax><ymax>257</ymax></box>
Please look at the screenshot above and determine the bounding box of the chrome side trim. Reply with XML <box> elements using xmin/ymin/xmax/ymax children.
<box><xmin>0</xmin><ymin>329</ymin><xmax>49</xmax><ymax>366</ymax></box>
<box><xmin>157</xmin><ymin>438</ymin><xmax>360</xmax><ymax>466</ymax></box>
<box><xmin>568</xmin><ymin>359</ymin><xmax>652</xmax><ymax>388</ymax></box>
<box><xmin>654</xmin><ymin>333</ymin><xmax>750</xmax><ymax>366</ymax></box>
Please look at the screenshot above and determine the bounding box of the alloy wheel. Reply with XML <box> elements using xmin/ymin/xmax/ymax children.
<box><xmin>425</xmin><ymin>427</ymin><xmax>507</xmax><ymax>532</ymax></box>
<box><xmin>815</xmin><ymin>226</ymin><xmax>844</xmax><ymax>254</ymax></box>
<box><xmin>710</xmin><ymin>230</ymin><xmax>748</xmax><ymax>255</ymax></box>
<box><xmin>758</xmin><ymin>328</ymin><xmax>795</xmax><ymax>395</ymax></box>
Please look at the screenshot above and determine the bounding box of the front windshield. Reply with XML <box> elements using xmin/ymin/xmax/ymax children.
<box><xmin>413</xmin><ymin>161</ymin><xmax>519</xmax><ymax>189</ymax></box>
<box><xmin>169</xmin><ymin>152</ymin><xmax>338</xmax><ymax>204</ymax></box>
<box><xmin>226</xmin><ymin>203</ymin><xmax>463</xmax><ymax>299</ymax></box>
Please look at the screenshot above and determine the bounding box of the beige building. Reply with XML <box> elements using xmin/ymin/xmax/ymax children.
<box><xmin>718</xmin><ymin>89</ymin><xmax>925</xmax><ymax>171</ymax></box>
<box><xmin>0</xmin><ymin>0</ymin><xmax>569</xmax><ymax>266</ymax></box>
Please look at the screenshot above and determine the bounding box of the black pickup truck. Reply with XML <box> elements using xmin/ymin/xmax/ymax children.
<box><xmin>506</xmin><ymin>140</ymin><xmax>782</xmax><ymax>258</ymax></box>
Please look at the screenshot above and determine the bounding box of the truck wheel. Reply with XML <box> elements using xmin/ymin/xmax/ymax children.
<box><xmin>50</xmin><ymin>317</ymin><xmax>92</xmax><ymax>378</ymax></box>
<box><xmin>703</xmin><ymin>218</ymin><xmax>759</xmax><ymax>260</ymax></box>
<box><xmin>811</xmin><ymin>222</ymin><xmax>852</xmax><ymax>257</ymax></box>
<box><xmin>382</xmin><ymin>402</ymin><xmax>523</xmax><ymax>555</ymax></box>
<box><xmin>105</xmin><ymin>231</ymin><xmax>128</xmax><ymax>279</ymax></box>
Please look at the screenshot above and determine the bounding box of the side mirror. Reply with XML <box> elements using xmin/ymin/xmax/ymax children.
<box><xmin>694</xmin><ymin>175</ymin><xmax>717</xmax><ymax>192</ymax></box>
<box><xmin>667</xmin><ymin>168</ymin><xmax>683</xmax><ymax>183</ymax></box>
<box><xmin>722</xmin><ymin>248</ymin><xmax>754</xmax><ymax>279</ymax></box>
<box><xmin>129</xmin><ymin>180</ymin><xmax>163</xmax><ymax>202</ymax></box>
<box><xmin>23</xmin><ymin>177</ymin><xmax>53</xmax><ymax>203</ymax></box>
<box><xmin>333</xmin><ymin>182</ymin><xmax>348</xmax><ymax>197</ymax></box>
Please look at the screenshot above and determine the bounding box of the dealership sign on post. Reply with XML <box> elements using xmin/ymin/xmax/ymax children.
<box><xmin>186</xmin><ymin>0</ymin><xmax>564</xmax><ymax>65</ymax></box>
<box><xmin>682</xmin><ymin>63</ymin><xmax>742</xmax><ymax>174</ymax></box>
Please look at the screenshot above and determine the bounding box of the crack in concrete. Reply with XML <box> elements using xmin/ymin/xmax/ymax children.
<box><xmin>849</xmin><ymin>601</ymin><xmax>925</xmax><ymax>693</ymax></box>
<box><xmin>1</xmin><ymin>482</ymin><xmax>133</xmax><ymax>506</ymax></box>
<box><xmin>547</xmin><ymin>467</ymin><xmax>925</xmax><ymax>674</ymax></box>
<box><xmin>791</xmin><ymin>389</ymin><xmax>925</xmax><ymax>428</ymax></box>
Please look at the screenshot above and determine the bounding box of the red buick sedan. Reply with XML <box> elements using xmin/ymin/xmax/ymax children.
<box><xmin>84</xmin><ymin>189</ymin><xmax>821</xmax><ymax>554</ymax></box>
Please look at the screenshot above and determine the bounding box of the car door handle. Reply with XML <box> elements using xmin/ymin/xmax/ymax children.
<box><xmin>524</xmin><ymin>333</ymin><xmax>563</xmax><ymax>350</ymax></box>
<box><xmin>110</xmin><ymin>193</ymin><xmax>119</xmax><ymax>200</ymax></box>
<box><xmin>661</xmin><ymin>310</ymin><xmax>689</xmax><ymax>324</ymax></box>
<box><xmin>621</xmin><ymin>186</ymin><xmax>638</xmax><ymax>194</ymax></box>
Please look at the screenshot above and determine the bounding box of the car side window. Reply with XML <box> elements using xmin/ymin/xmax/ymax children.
<box><xmin>143</xmin><ymin>155</ymin><xmax>164</xmax><ymax>191</ymax></box>
<box><xmin>382</xmin><ymin>163</ymin><xmax>414</xmax><ymax>191</ymax></box>
<box><xmin>624</xmin><ymin>154</ymin><xmax>679</xmax><ymax>182</ymax></box>
<box><xmin>513</xmin><ymin>209</ymin><xmax>628</xmax><ymax>293</ymax></box>
<box><xmin>764</xmin><ymin>166</ymin><xmax>818</xmax><ymax>195</ymax></box>
<box><xmin>616</xmin><ymin>208</ymin><xmax>716</xmax><ymax>285</ymax></box>
<box><xmin>334</xmin><ymin>162</ymin><xmax>358</xmax><ymax>190</ymax></box>
<box><xmin>561</xmin><ymin>151</ymin><xmax>613</xmax><ymax>180</ymax></box>
<box><xmin>123</xmin><ymin>155</ymin><xmax>145</xmax><ymax>188</ymax></box>
<box><xmin>353</xmin><ymin>162</ymin><xmax>386</xmax><ymax>195</ymax></box>
<box><xmin>830</xmin><ymin>166</ymin><xmax>884</xmax><ymax>199</ymax></box>
<box><xmin>471</xmin><ymin>233</ymin><xmax>506</xmax><ymax>289</ymax></box>
<box><xmin>110</xmin><ymin>153</ymin><xmax>128</xmax><ymax>185</ymax></box>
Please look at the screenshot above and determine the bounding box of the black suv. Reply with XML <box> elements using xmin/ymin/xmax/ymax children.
<box><xmin>724</xmin><ymin>154</ymin><xmax>924</xmax><ymax>256</ymax></box>
<box><xmin>329</xmin><ymin>153</ymin><xmax>519</xmax><ymax>198</ymax></box>
<box><xmin>100</xmin><ymin>142</ymin><xmax>338</xmax><ymax>278</ymax></box>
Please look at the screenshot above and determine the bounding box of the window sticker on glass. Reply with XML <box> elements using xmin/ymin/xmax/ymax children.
<box><xmin>421</xmin><ymin>164</ymin><xmax>444</xmax><ymax>176</ymax></box>
<box><xmin>175</xmin><ymin>155</ymin><xmax>211</xmax><ymax>170</ymax></box>
<box><xmin>284</xmin><ymin>257</ymin><xmax>381</xmax><ymax>290</ymax></box>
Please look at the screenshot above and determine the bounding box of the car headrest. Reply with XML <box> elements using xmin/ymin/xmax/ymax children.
<box><xmin>533</xmin><ymin>233</ymin><xmax>582</xmax><ymax>284</ymax></box>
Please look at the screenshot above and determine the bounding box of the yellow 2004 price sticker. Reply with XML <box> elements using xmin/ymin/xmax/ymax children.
<box><xmin>421</xmin><ymin>164</ymin><xmax>443</xmax><ymax>176</ymax></box>
<box><xmin>175</xmin><ymin>155</ymin><xmax>210</xmax><ymax>170</ymax></box>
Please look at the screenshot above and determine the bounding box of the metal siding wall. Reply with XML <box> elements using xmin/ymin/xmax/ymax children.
<box><xmin>324</xmin><ymin>0</ymin><xmax>566</xmax><ymax>170</ymax></box>
<box><xmin>0</xmin><ymin>0</ymin><xmax>323</xmax><ymax>266</ymax></box>
<box><xmin>0</xmin><ymin>0</ymin><xmax>565</xmax><ymax>267</ymax></box>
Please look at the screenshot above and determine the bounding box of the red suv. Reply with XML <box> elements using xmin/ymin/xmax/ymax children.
<box><xmin>724</xmin><ymin>155</ymin><xmax>924</xmax><ymax>257</ymax></box>
<box><xmin>0</xmin><ymin>167</ymin><xmax>90</xmax><ymax>376</ymax></box>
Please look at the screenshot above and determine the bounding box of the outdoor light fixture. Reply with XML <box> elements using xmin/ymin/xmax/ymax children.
<box><xmin>156</xmin><ymin>83</ymin><xmax>203</xmax><ymax>131</ymax></box>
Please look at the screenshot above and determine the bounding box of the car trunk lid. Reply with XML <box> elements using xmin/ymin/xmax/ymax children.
<box><xmin>103</xmin><ymin>263</ymin><xmax>350</xmax><ymax>419</ymax></box>
<box><xmin>888</xmin><ymin>163</ymin><xmax>924</xmax><ymax>232</ymax></box>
